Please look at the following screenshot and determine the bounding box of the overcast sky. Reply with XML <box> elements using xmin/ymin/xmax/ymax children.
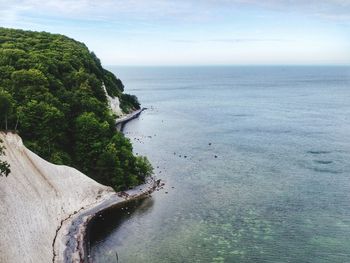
<box><xmin>0</xmin><ymin>0</ymin><xmax>349</xmax><ymax>66</ymax></box>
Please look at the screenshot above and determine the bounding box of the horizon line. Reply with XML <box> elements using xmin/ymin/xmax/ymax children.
<box><xmin>105</xmin><ymin>64</ymin><xmax>350</xmax><ymax>67</ymax></box>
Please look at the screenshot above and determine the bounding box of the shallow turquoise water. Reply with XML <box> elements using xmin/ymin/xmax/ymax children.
<box><xmin>91</xmin><ymin>66</ymin><xmax>350</xmax><ymax>263</ymax></box>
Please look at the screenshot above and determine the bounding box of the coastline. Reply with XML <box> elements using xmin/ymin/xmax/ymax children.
<box><xmin>57</xmin><ymin>177</ymin><xmax>157</xmax><ymax>263</ymax></box>
<box><xmin>55</xmin><ymin>108</ymin><xmax>155</xmax><ymax>263</ymax></box>
<box><xmin>0</xmin><ymin>109</ymin><xmax>150</xmax><ymax>263</ymax></box>
<box><xmin>116</xmin><ymin>108</ymin><xmax>146</xmax><ymax>132</ymax></box>
<box><xmin>0</xmin><ymin>132</ymin><xmax>115</xmax><ymax>263</ymax></box>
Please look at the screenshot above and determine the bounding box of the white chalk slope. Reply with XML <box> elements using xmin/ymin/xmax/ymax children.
<box><xmin>0</xmin><ymin>132</ymin><xmax>114</xmax><ymax>263</ymax></box>
<box><xmin>103</xmin><ymin>84</ymin><xmax>123</xmax><ymax>117</ymax></box>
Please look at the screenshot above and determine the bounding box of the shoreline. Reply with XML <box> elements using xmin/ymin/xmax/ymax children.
<box><xmin>58</xmin><ymin>177</ymin><xmax>157</xmax><ymax>263</ymax></box>
<box><xmin>116</xmin><ymin>108</ymin><xmax>146</xmax><ymax>132</ymax></box>
<box><xmin>55</xmin><ymin>108</ymin><xmax>154</xmax><ymax>263</ymax></box>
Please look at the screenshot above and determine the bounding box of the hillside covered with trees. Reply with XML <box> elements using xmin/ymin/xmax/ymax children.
<box><xmin>0</xmin><ymin>27</ymin><xmax>152</xmax><ymax>190</ymax></box>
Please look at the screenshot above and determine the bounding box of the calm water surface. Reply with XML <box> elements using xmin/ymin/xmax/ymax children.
<box><xmin>91</xmin><ymin>66</ymin><xmax>350</xmax><ymax>263</ymax></box>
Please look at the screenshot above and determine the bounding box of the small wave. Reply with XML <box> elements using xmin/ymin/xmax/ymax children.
<box><xmin>230</xmin><ymin>114</ymin><xmax>251</xmax><ymax>117</ymax></box>
<box><xmin>307</xmin><ymin>150</ymin><xmax>331</xmax><ymax>155</ymax></box>
<box><xmin>314</xmin><ymin>160</ymin><xmax>333</xmax><ymax>165</ymax></box>
<box><xmin>312</xmin><ymin>167</ymin><xmax>340</xmax><ymax>174</ymax></box>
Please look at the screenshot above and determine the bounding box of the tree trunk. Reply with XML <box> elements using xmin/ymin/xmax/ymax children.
<box><xmin>14</xmin><ymin>115</ymin><xmax>19</xmax><ymax>131</ymax></box>
<box><xmin>5</xmin><ymin>115</ymin><xmax>7</xmax><ymax>130</ymax></box>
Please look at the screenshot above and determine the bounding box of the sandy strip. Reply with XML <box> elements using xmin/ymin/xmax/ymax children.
<box><xmin>54</xmin><ymin>108</ymin><xmax>154</xmax><ymax>262</ymax></box>
<box><xmin>54</xmin><ymin>178</ymin><xmax>157</xmax><ymax>263</ymax></box>
<box><xmin>116</xmin><ymin>108</ymin><xmax>146</xmax><ymax>131</ymax></box>
<box><xmin>0</xmin><ymin>110</ymin><xmax>149</xmax><ymax>262</ymax></box>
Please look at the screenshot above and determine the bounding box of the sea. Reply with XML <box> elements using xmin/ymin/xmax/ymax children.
<box><xmin>91</xmin><ymin>66</ymin><xmax>350</xmax><ymax>263</ymax></box>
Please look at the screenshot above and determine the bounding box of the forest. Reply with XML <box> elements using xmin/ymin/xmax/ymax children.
<box><xmin>0</xmin><ymin>27</ymin><xmax>152</xmax><ymax>190</ymax></box>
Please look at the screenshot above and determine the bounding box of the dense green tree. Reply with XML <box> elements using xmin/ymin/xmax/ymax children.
<box><xmin>95</xmin><ymin>143</ymin><xmax>123</xmax><ymax>190</ymax></box>
<box><xmin>135</xmin><ymin>156</ymin><xmax>153</xmax><ymax>181</ymax></box>
<box><xmin>11</xmin><ymin>69</ymin><xmax>49</xmax><ymax>101</ymax></box>
<box><xmin>0</xmin><ymin>89</ymin><xmax>14</xmax><ymax>130</ymax></box>
<box><xmin>0</xmin><ymin>48</ymin><xmax>27</xmax><ymax>68</ymax></box>
<box><xmin>19</xmin><ymin>100</ymin><xmax>66</xmax><ymax>161</ymax></box>
<box><xmin>0</xmin><ymin>27</ymin><xmax>152</xmax><ymax>189</ymax></box>
<box><xmin>74</xmin><ymin>112</ymin><xmax>110</xmax><ymax>174</ymax></box>
<box><xmin>120</xmin><ymin>94</ymin><xmax>140</xmax><ymax>113</ymax></box>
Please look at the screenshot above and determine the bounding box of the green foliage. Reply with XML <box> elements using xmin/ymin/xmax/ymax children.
<box><xmin>0</xmin><ymin>139</ymin><xmax>10</xmax><ymax>177</ymax></box>
<box><xmin>74</xmin><ymin>112</ymin><xmax>110</xmax><ymax>174</ymax></box>
<box><xmin>11</xmin><ymin>69</ymin><xmax>49</xmax><ymax>101</ymax></box>
<box><xmin>0</xmin><ymin>88</ymin><xmax>14</xmax><ymax>130</ymax></box>
<box><xmin>19</xmin><ymin>99</ymin><xmax>66</xmax><ymax>161</ymax></box>
<box><xmin>103</xmin><ymin>69</ymin><xmax>124</xmax><ymax>96</ymax></box>
<box><xmin>0</xmin><ymin>27</ymin><xmax>152</xmax><ymax>189</ymax></box>
<box><xmin>120</xmin><ymin>93</ymin><xmax>141</xmax><ymax>113</ymax></box>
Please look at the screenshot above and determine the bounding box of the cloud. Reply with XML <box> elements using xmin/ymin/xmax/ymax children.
<box><xmin>209</xmin><ymin>38</ymin><xmax>290</xmax><ymax>43</ymax></box>
<box><xmin>0</xmin><ymin>0</ymin><xmax>348</xmax><ymax>65</ymax></box>
<box><xmin>1</xmin><ymin>0</ymin><xmax>350</xmax><ymax>24</ymax></box>
<box><xmin>172</xmin><ymin>38</ymin><xmax>290</xmax><ymax>43</ymax></box>
<box><xmin>0</xmin><ymin>0</ymin><xmax>194</xmax><ymax>22</ymax></box>
<box><xmin>226</xmin><ymin>0</ymin><xmax>350</xmax><ymax>21</ymax></box>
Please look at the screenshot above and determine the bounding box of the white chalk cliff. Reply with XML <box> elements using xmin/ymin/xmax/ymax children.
<box><xmin>0</xmin><ymin>132</ymin><xmax>114</xmax><ymax>263</ymax></box>
<box><xmin>103</xmin><ymin>84</ymin><xmax>123</xmax><ymax>117</ymax></box>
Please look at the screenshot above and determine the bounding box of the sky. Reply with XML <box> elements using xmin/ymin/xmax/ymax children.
<box><xmin>0</xmin><ymin>0</ymin><xmax>349</xmax><ymax>66</ymax></box>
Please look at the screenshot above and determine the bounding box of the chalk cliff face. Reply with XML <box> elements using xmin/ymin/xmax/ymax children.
<box><xmin>0</xmin><ymin>132</ymin><xmax>114</xmax><ymax>263</ymax></box>
<box><xmin>103</xmin><ymin>84</ymin><xmax>123</xmax><ymax>117</ymax></box>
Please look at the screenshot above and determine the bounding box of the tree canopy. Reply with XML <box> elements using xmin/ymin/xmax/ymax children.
<box><xmin>0</xmin><ymin>27</ymin><xmax>151</xmax><ymax>189</ymax></box>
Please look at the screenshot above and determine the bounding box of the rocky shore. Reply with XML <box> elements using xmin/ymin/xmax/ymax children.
<box><xmin>116</xmin><ymin>108</ymin><xmax>146</xmax><ymax>132</ymax></box>
<box><xmin>58</xmin><ymin>177</ymin><xmax>157</xmax><ymax>263</ymax></box>
<box><xmin>0</xmin><ymin>109</ymin><xmax>155</xmax><ymax>263</ymax></box>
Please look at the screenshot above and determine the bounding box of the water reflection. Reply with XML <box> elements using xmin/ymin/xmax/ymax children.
<box><xmin>90</xmin><ymin>198</ymin><xmax>155</xmax><ymax>261</ymax></box>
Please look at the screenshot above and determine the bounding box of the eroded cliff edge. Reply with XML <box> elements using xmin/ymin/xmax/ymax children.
<box><xmin>0</xmin><ymin>132</ymin><xmax>115</xmax><ymax>262</ymax></box>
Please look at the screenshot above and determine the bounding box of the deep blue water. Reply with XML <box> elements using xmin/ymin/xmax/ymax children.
<box><xmin>91</xmin><ymin>66</ymin><xmax>350</xmax><ymax>263</ymax></box>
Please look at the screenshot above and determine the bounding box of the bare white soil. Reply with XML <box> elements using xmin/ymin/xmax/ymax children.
<box><xmin>0</xmin><ymin>132</ymin><xmax>114</xmax><ymax>263</ymax></box>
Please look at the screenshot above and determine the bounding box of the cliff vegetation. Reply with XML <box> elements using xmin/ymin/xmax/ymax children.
<box><xmin>0</xmin><ymin>27</ymin><xmax>152</xmax><ymax>190</ymax></box>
